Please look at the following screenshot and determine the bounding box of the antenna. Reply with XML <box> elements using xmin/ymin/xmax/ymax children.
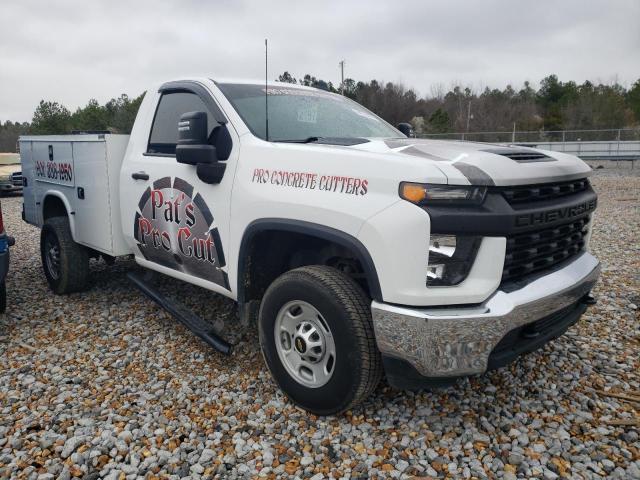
<box><xmin>265</xmin><ymin>38</ymin><xmax>269</xmax><ymax>141</ymax></box>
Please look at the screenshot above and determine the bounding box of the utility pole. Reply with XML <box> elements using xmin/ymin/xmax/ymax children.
<box><xmin>463</xmin><ymin>100</ymin><xmax>472</xmax><ymax>140</ymax></box>
<box><xmin>339</xmin><ymin>60</ymin><xmax>345</xmax><ymax>95</ymax></box>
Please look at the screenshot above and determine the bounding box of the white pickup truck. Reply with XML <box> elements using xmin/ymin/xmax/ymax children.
<box><xmin>20</xmin><ymin>78</ymin><xmax>600</xmax><ymax>415</ymax></box>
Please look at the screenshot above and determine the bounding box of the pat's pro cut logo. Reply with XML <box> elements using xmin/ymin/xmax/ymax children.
<box><xmin>133</xmin><ymin>177</ymin><xmax>229</xmax><ymax>289</ymax></box>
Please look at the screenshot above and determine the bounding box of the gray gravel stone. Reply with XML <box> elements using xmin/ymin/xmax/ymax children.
<box><xmin>508</xmin><ymin>452</ymin><xmax>525</xmax><ymax>465</ymax></box>
<box><xmin>543</xmin><ymin>468</ymin><xmax>559</xmax><ymax>480</ymax></box>
<box><xmin>628</xmin><ymin>462</ymin><xmax>640</xmax><ymax>479</ymax></box>
<box><xmin>395</xmin><ymin>459</ymin><xmax>409</xmax><ymax>472</ymax></box>
<box><xmin>61</xmin><ymin>436</ymin><xmax>85</xmax><ymax>459</ymax></box>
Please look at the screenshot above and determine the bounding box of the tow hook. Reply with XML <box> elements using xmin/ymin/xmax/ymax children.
<box><xmin>581</xmin><ymin>294</ymin><xmax>597</xmax><ymax>306</ymax></box>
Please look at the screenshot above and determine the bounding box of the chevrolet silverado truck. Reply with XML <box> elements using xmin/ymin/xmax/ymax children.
<box><xmin>0</xmin><ymin>153</ymin><xmax>23</xmax><ymax>196</ymax></box>
<box><xmin>19</xmin><ymin>78</ymin><xmax>599</xmax><ymax>415</ymax></box>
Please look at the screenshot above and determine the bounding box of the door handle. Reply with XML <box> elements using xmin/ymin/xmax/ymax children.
<box><xmin>131</xmin><ymin>171</ymin><xmax>149</xmax><ymax>181</ymax></box>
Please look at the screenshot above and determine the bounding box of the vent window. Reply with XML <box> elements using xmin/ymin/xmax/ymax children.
<box><xmin>483</xmin><ymin>148</ymin><xmax>552</xmax><ymax>163</ymax></box>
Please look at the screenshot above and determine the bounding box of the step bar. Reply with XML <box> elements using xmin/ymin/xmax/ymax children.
<box><xmin>127</xmin><ymin>271</ymin><xmax>232</xmax><ymax>355</ymax></box>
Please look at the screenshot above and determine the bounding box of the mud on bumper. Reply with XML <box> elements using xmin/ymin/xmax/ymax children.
<box><xmin>371</xmin><ymin>252</ymin><xmax>600</xmax><ymax>389</ymax></box>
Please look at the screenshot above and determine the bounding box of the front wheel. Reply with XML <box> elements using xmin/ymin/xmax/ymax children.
<box><xmin>40</xmin><ymin>216</ymin><xmax>89</xmax><ymax>294</ymax></box>
<box><xmin>259</xmin><ymin>266</ymin><xmax>382</xmax><ymax>415</ymax></box>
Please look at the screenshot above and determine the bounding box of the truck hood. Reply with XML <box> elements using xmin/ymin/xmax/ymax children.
<box><xmin>0</xmin><ymin>164</ymin><xmax>21</xmax><ymax>176</ymax></box>
<box><xmin>348</xmin><ymin>138</ymin><xmax>592</xmax><ymax>186</ymax></box>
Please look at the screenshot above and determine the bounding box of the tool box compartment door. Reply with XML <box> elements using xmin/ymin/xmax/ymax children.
<box><xmin>71</xmin><ymin>140</ymin><xmax>114</xmax><ymax>254</ymax></box>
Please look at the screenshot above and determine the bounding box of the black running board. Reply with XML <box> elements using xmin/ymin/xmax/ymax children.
<box><xmin>127</xmin><ymin>272</ymin><xmax>232</xmax><ymax>355</ymax></box>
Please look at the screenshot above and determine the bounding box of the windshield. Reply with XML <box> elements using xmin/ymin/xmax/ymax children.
<box><xmin>217</xmin><ymin>83</ymin><xmax>401</xmax><ymax>142</ymax></box>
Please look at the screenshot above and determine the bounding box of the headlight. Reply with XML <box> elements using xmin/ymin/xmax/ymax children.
<box><xmin>0</xmin><ymin>175</ymin><xmax>11</xmax><ymax>183</ymax></box>
<box><xmin>399</xmin><ymin>182</ymin><xmax>485</xmax><ymax>286</ymax></box>
<box><xmin>427</xmin><ymin>234</ymin><xmax>481</xmax><ymax>286</ymax></box>
<box><xmin>400</xmin><ymin>182</ymin><xmax>486</xmax><ymax>205</ymax></box>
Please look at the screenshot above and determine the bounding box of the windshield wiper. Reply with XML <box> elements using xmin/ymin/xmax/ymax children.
<box><xmin>273</xmin><ymin>137</ymin><xmax>371</xmax><ymax>146</ymax></box>
<box><xmin>273</xmin><ymin>136</ymin><xmax>322</xmax><ymax>143</ymax></box>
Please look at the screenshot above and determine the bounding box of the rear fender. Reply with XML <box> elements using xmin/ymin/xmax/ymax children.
<box><xmin>41</xmin><ymin>191</ymin><xmax>77</xmax><ymax>241</ymax></box>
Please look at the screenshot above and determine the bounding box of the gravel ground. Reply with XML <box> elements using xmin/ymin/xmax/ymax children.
<box><xmin>0</xmin><ymin>170</ymin><xmax>638</xmax><ymax>480</ymax></box>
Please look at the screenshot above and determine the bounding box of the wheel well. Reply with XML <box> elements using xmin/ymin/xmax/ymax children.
<box><xmin>239</xmin><ymin>225</ymin><xmax>381</xmax><ymax>306</ymax></box>
<box><xmin>42</xmin><ymin>196</ymin><xmax>68</xmax><ymax>221</ymax></box>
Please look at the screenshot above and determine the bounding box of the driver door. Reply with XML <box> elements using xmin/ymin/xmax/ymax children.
<box><xmin>120</xmin><ymin>84</ymin><xmax>237</xmax><ymax>295</ymax></box>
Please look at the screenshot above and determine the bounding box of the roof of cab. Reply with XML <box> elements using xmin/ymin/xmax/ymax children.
<box><xmin>212</xmin><ymin>78</ymin><xmax>323</xmax><ymax>91</ymax></box>
<box><xmin>156</xmin><ymin>77</ymin><xmax>326</xmax><ymax>93</ymax></box>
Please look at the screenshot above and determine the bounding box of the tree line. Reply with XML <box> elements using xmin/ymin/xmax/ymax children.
<box><xmin>0</xmin><ymin>93</ymin><xmax>144</xmax><ymax>152</ymax></box>
<box><xmin>278</xmin><ymin>72</ymin><xmax>640</xmax><ymax>136</ymax></box>
<box><xmin>1</xmin><ymin>74</ymin><xmax>639</xmax><ymax>152</ymax></box>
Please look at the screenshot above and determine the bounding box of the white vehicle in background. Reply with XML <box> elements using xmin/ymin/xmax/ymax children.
<box><xmin>0</xmin><ymin>153</ymin><xmax>23</xmax><ymax>195</ymax></box>
<box><xmin>20</xmin><ymin>78</ymin><xmax>599</xmax><ymax>415</ymax></box>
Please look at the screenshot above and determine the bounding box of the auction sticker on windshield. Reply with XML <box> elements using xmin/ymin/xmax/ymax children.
<box><xmin>297</xmin><ymin>100</ymin><xmax>318</xmax><ymax>123</ymax></box>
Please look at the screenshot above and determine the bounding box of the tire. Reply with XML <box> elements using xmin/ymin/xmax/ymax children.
<box><xmin>40</xmin><ymin>216</ymin><xmax>89</xmax><ymax>294</ymax></box>
<box><xmin>0</xmin><ymin>281</ymin><xmax>6</xmax><ymax>313</ymax></box>
<box><xmin>258</xmin><ymin>265</ymin><xmax>382</xmax><ymax>415</ymax></box>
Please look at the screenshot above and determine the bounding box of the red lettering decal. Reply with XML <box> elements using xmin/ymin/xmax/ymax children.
<box><xmin>150</xmin><ymin>189</ymin><xmax>164</xmax><ymax>220</ymax></box>
<box><xmin>138</xmin><ymin>217</ymin><xmax>152</xmax><ymax>245</ymax></box>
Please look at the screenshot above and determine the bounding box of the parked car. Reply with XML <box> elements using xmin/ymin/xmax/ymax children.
<box><xmin>19</xmin><ymin>78</ymin><xmax>599</xmax><ymax>414</ymax></box>
<box><xmin>0</xmin><ymin>201</ymin><xmax>14</xmax><ymax>313</ymax></box>
<box><xmin>0</xmin><ymin>153</ymin><xmax>23</xmax><ymax>196</ymax></box>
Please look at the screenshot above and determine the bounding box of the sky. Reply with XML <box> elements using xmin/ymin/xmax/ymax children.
<box><xmin>1</xmin><ymin>0</ymin><xmax>639</xmax><ymax>122</ymax></box>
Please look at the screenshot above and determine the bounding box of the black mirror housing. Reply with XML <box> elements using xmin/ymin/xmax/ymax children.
<box><xmin>176</xmin><ymin>144</ymin><xmax>217</xmax><ymax>165</ymax></box>
<box><xmin>175</xmin><ymin>111</ymin><xmax>230</xmax><ymax>184</ymax></box>
<box><xmin>178</xmin><ymin>111</ymin><xmax>208</xmax><ymax>144</ymax></box>
<box><xmin>176</xmin><ymin>111</ymin><xmax>217</xmax><ymax>165</ymax></box>
<box><xmin>397</xmin><ymin>122</ymin><xmax>415</xmax><ymax>138</ymax></box>
<box><xmin>197</xmin><ymin>163</ymin><xmax>227</xmax><ymax>184</ymax></box>
<box><xmin>214</xmin><ymin>123</ymin><xmax>233</xmax><ymax>160</ymax></box>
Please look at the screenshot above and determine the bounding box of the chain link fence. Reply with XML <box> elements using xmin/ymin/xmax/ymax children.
<box><xmin>418</xmin><ymin>128</ymin><xmax>640</xmax><ymax>143</ymax></box>
<box><xmin>416</xmin><ymin>128</ymin><xmax>640</xmax><ymax>167</ymax></box>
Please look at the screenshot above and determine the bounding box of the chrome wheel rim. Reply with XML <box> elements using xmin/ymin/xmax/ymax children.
<box><xmin>44</xmin><ymin>234</ymin><xmax>60</xmax><ymax>280</ymax></box>
<box><xmin>274</xmin><ymin>300</ymin><xmax>336</xmax><ymax>388</ymax></box>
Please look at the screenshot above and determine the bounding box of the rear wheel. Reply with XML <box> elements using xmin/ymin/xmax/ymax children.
<box><xmin>259</xmin><ymin>265</ymin><xmax>382</xmax><ymax>415</ymax></box>
<box><xmin>40</xmin><ymin>217</ymin><xmax>89</xmax><ymax>294</ymax></box>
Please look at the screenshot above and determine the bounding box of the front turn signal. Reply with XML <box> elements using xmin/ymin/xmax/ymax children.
<box><xmin>399</xmin><ymin>182</ymin><xmax>486</xmax><ymax>206</ymax></box>
<box><xmin>399</xmin><ymin>183</ymin><xmax>427</xmax><ymax>203</ymax></box>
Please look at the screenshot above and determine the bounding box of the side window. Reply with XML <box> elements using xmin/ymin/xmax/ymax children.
<box><xmin>147</xmin><ymin>91</ymin><xmax>215</xmax><ymax>155</ymax></box>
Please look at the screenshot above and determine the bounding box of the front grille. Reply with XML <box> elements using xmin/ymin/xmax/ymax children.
<box><xmin>500</xmin><ymin>178</ymin><xmax>590</xmax><ymax>204</ymax></box>
<box><xmin>502</xmin><ymin>216</ymin><xmax>590</xmax><ymax>282</ymax></box>
<box><xmin>11</xmin><ymin>172</ymin><xmax>22</xmax><ymax>187</ymax></box>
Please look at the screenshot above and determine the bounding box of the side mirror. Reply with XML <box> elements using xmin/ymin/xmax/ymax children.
<box><xmin>397</xmin><ymin>122</ymin><xmax>415</xmax><ymax>138</ymax></box>
<box><xmin>176</xmin><ymin>111</ymin><xmax>217</xmax><ymax>165</ymax></box>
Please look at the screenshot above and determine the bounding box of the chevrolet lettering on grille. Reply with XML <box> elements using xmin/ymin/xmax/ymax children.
<box><xmin>515</xmin><ymin>198</ymin><xmax>597</xmax><ymax>228</ymax></box>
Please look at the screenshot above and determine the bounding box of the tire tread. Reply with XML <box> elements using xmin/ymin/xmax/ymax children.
<box><xmin>263</xmin><ymin>265</ymin><xmax>382</xmax><ymax>413</ymax></box>
<box><xmin>41</xmin><ymin>216</ymin><xmax>89</xmax><ymax>294</ymax></box>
